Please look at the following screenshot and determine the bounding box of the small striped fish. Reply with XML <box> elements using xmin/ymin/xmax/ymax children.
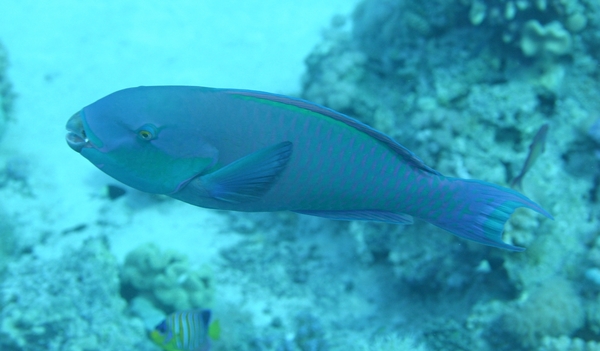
<box><xmin>150</xmin><ymin>309</ymin><xmax>220</xmax><ymax>351</ymax></box>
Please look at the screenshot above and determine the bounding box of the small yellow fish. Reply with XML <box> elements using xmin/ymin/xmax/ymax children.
<box><xmin>150</xmin><ymin>309</ymin><xmax>220</xmax><ymax>351</ymax></box>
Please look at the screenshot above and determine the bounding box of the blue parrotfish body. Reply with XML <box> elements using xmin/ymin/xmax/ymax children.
<box><xmin>66</xmin><ymin>86</ymin><xmax>553</xmax><ymax>251</ymax></box>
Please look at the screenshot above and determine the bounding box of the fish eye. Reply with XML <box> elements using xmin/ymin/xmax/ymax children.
<box><xmin>136</xmin><ymin>124</ymin><xmax>158</xmax><ymax>141</ymax></box>
<box><xmin>138</xmin><ymin>130</ymin><xmax>152</xmax><ymax>140</ymax></box>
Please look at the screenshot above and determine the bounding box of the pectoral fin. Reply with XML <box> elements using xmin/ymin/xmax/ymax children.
<box><xmin>201</xmin><ymin>141</ymin><xmax>293</xmax><ymax>203</ymax></box>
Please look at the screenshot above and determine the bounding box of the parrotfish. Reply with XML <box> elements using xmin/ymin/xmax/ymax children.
<box><xmin>149</xmin><ymin>309</ymin><xmax>220</xmax><ymax>351</ymax></box>
<box><xmin>65</xmin><ymin>86</ymin><xmax>553</xmax><ymax>251</ymax></box>
<box><xmin>510</xmin><ymin>123</ymin><xmax>549</xmax><ymax>191</ymax></box>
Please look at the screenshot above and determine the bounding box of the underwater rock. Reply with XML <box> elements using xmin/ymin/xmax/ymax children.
<box><xmin>351</xmin><ymin>0</ymin><xmax>463</xmax><ymax>74</ymax></box>
<box><xmin>0</xmin><ymin>207</ymin><xmax>16</xmax><ymax>275</ymax></box>
<box><xmin>588</xmin><ymin>118</ymin><xmax>600</xmax><ymax>144</ymax></box>
<box><xmin>468</xmin><ymin>0</ymin><xmax>487</xmax><ymax>26</ymax></box>
<box><xmin>0</xmin><ymin>40</ymin><xmax>14</xmax><ymax>143</ymax></box>
<box><xmin>244</xmin><ymin>311</ymin><xmax>331</xmax><ymax>351</ymax></box>
<box><xmin>0</xmin><ymin>239</ymin><xmax>153</xmax><ymax>351</ymax></box>
<box><xmin>587</xmin><ymin>291</ymin><xmax>600</xmax><ymax>339</ymax></box>
<box><xmin>288</xmin><ymin>312</ymin><xmax>329</xmax><ymax>351</ymax></box>
<box><xmin>360</xmin><ymin>334</ymin><xmax>429</xmax><ymax>351</ymax></box>
<box><xmin>566</xmin><ymin>12</ymin><xmax>587</xmax><ymax>32</ymax></box>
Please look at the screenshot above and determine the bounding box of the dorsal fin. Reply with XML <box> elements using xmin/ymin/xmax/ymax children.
<box><xmin>224</xmin><ymin>89</ymin><xmax>441</xmax><ymax>176</ymax></box>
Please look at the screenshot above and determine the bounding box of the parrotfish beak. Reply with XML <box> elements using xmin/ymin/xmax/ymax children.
<box><xmin>66</xmin><ymin>111</ymin><xmax>89</xmax><ymax>153</ymax></box>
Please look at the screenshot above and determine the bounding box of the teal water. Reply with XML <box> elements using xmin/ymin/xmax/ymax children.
<box><xmin>0</xmin><ymin>1</ymin><xmax>599</xmax><ymax>350</ymax></box>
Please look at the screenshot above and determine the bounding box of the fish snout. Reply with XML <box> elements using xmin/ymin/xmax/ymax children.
<box><xmin>66</xmin><ymin>111</ymin><xmax>89</xmax><ymax>152</ymax></box>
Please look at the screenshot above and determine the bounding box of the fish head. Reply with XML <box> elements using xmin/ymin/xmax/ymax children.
<box><xmin>66</xmin><ymin>87</ymin><xmax>218</xmax><ymax>194</ymax></box>
<box><xmin>149</xmin><ymin>319</ymin><xmax>168</xmax><ymax>344</ymax></box>
<box><xmin>149</xmin><ymin>319</ymin><xmax>180</xmax><ymax>351</ymax></box>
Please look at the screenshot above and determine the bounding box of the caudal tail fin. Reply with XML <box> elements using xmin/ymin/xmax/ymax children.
<box><xmin>422</xmin><ymin>177</ymin><xmax>553</xmax><ymax>251</ymax></box>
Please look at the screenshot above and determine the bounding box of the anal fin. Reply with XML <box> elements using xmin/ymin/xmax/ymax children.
<box><xmin>293</xmin><ymin>209</ymin><xmax>413</xmax><ymax>224</ymax></box>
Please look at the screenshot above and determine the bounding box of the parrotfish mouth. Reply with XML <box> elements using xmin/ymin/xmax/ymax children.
<box><xmin>66</xmin><ymin>111</ymin><xmax>89</xmax><ymax>153</ymax></box>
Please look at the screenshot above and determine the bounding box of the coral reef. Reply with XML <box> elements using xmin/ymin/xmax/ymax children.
<box><xmin>502</xmin><ymin>278</ymin><xmax>585</xmax><ymax>347</ymax></box>
<box><xmin>299</xmin><ymin>0</ymin><xmax>600</xmax><ymax>349</ymax></box>
<box><xmin>120</xmin><ymin>243</ymin><xmax>214</xmax><ymax>313</ymax></box>
<box><xmin>461</xmin><ymin>0</ymin><xmax>591</xmax><ymax>52</ymax></box>
<box><xmin>0</xmin><ymin>239</ymin><xmax>154</xmax><ymax>351</ymax></box>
